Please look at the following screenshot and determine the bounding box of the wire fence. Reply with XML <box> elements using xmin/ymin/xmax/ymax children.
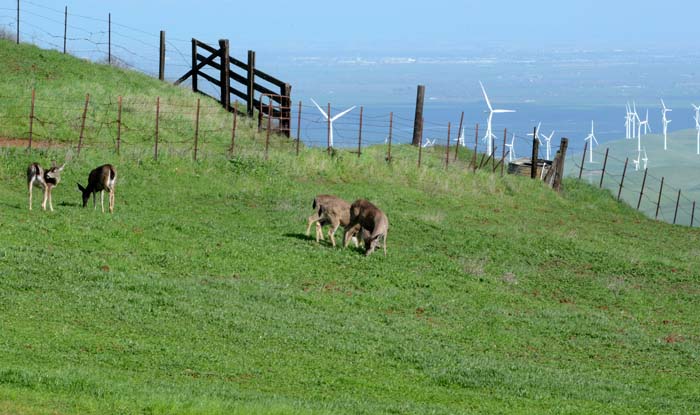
<box><xmin>1</xmin><ymin>2</ymin><xmax>698</xmax><ymax>229</ymax></box>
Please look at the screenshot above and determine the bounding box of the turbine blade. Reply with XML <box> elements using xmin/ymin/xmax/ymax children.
<box><xmin>479</xmin><ymin>81</ymin><xmax>493</xmax><ymax>112</ymax></box>
<box><xmin>330</xmin><ymin>106</ymin><xmax>356</xmax><ymax>121</ymax></box>
<box><xmin>493</xmin><ymin>109</ymin><xmax>515</xmax><ymax>113</ymax></box>
<box><xmin>310</xmin><ymin>98</ymin><xmax>329</xmax><ymax>119</ymax></box>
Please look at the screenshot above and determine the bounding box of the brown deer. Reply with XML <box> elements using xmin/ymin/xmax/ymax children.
<box><xmin>77</xmin><ymin>164</ymin><xmax>117</xmax><ymax>213</ymax></box>
<box><xmin>343</xmin><ymin>199</ymin><xmax>389</xmax><ymax>256</ymax></box>
<box><xmin>27</xmin><ymin>161</ymin><xmax>65</xmax><ymax>211</ymax></box>
<box><xmin>306</xmin><ymin>194</ymin><xmax>361</xmax><ymax>247</ymax></box>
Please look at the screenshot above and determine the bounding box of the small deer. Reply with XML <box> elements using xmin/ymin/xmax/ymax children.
<box><xmin>77</xmin><ymin>164</ymin><xmax>117</xmax><ymax>213</ymax></box>
<box><xmin>27</xmin><ymin>161</ymin><xmax>65</xmax><ymax>211</ymax></box>
<box><xmin>305</xmin><ymin>194</ymin><xmax>360</xmax><ymax>247</ymax></box>
<box><xmin>343</xmin><ymin>199</ymin><xmax>389</xmax><ymax>256</ymax></box>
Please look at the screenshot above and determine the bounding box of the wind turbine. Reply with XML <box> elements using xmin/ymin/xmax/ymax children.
<box><xmin>661</xmin><ymin>98</ymin><xmax>672</xmax><ymax>150</ymax></box>
<box><xmin>642</xmin><ymin>147</ymin><xmax>648</xmax><ymax>170</ymax></box>
<box><xmin>631</xmin><ymin>101</ymin><xmax>639</xmax><ymax>139</ymax></box>
<box><xmin>542</xmin><ymin>130</ymin><xmax>555</xmax><ymax>160</ymax></box>
<box><xmin>625</xmin><ymin>101</ymin><xmax>632</xmax><ymax>140</ymax></box>
<box><xmin>422</xmin><ymin>137</ymin><xmax>436</xmax><ymax>148</ymax></box>
<box><xmin>584</xmin><ymin>121</ymin><xmax>599</xmax><ymax>164</ymax></box>
<box><xmin>479</xmin><ymin>81</ymin><xmax>515</xmax><ymax>156</ymax></box>
<box><xmin>505</xmin><ymin>133</ymin><xmax>516</xmax><ymax>161</ymax></box>
<box><xmin>693</xmin><ymin>103</ymin><xmax>700</xmax><ymax>155</ymax></box>
<box><xmin>528</xmin><ymin>122</ymin><xmax>543</xmax><ymax>148</ymax></box>
<box><xmin>641</xmin><ymin>109</ymin><xmax>651</xmax><ymax>135</ymax></box>
<box><xmin>310</xmin><ymin>98</ymin><xmax>355</xmax><ymax>148</ymax></box>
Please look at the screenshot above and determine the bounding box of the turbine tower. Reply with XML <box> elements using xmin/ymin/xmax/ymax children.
<box><xmin>693</xmin><ymin>104</ymin><xmax>700</xmax><ymax>155</ymax></box>
<box><xmin>661</xmin><ymin>98</ymin><xmax>672</xmax><ymax>150</ymax></box>
<box><xmin>542</xmin><ymin>130</ymin><xmax>555</xmax><ymax>160</ymax></box>
<box><xmin>631</xmin><ymin>101</ymin><xmax>639</xmax><ymax>139</ymax></box>
<box><xmin>479</xmin><ymin>81</ymin><xmax>515</xmax><ymax>156</ymax></box>
<box><xmin>584</xmin><ymin>121</ymin><xmax>599</xmax><ymax>164</ymax></box>
<box><xmin>310</xmin><ymin>98</ymin><xmax>355</xmax><ymax>148</ymax></box>
<box><xmin>505</xmin><ymin>133</ymin><xmax>516</xmax><ymax>162</ymax></box>
<box><xmin>625</xmin><ymin>101</ymin><xmax>632</xmax><ymax>140</ymax></box>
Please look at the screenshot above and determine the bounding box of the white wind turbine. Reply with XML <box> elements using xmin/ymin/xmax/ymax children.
<box><xmin>505</xmin><ymin>133</ymin><xmax>516</xmax><ymax>161</ymax></box>
<box><xmin>584</xmin><ymin>121</ymin><xmax>599</xmax><ymax>163</ymax></box>
<box><xmin>641</xmin><ymin>109</ymin><xmax>651</xmax><ymax>135</ymax></box>
<box><xmin>310</xmin><ymin>98</ymin><xmax>356</xmax><ymax>148</ymax></box>
<box><xmin>625</xmin><ymin>101</ymin><xmax>632</xmax><ymax>140</ymax></box>
<box><xmin>661</xmin><ymin>98</ymin><xmax>672</xmax><ymax>150</ymax></box>
<box><xmin>528</xmin><ymin>121</ymin><xmax>543</xmax><ymax>146</ymax></box>
<box><xmin>631</xmin><ymin>101</ymin><xmax>639</xmax><ymax>139</ymax></box>
<box><xmin>642</xmin><ymin>147</ymin><xmax>648</xmax><ymax>170</ymax></box>
<box><xmin>541</xmin><ymin>130</ymin><xmax>555</xmax><ymax>160</ymax></box>
<box><xmin>479</xmin><ymin>81</ymin><xmax>515</xmax><ymax>156</ymax></box>
<box><xmin>693</xmin><ymin>103</ymin><xmax>700</xmax><ymax>155</ymax></box>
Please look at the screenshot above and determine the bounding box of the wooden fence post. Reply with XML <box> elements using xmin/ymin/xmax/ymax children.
<box><xmin>411</xmin><ymin>85</ymin><xmax>425</xmax><ymax>146</ymax></box>
<box><xmin>219</xmin><ymin>39</ymin><xmax>230</xmax><ymax>111</ymax></box>
<box><xmin>530</xmin><ymin>126</ymin><xmax>539</xmax><ymax>179</ymax></box>
<box><xmin>116</xmin><ymin>95</ymin><xmax>122</xmax><ymax>155</ymax></box>
<box><xmin>159</xmin><ymin>31</ymin><xmax>166</xmax><ymax>81</ymax></box>
<box><xmin>357</xmin><ymin>106</ymin><xmax>363</xmax><ymax>158</ymax></box>
<box><xmin>445</xmin><ymin>122</ymin><xmax>451</xmax><ymax>168</ymax></box>
<box><xmin>473</xmin><ymin>123</ymin><xmax>479</xmax><ymax>172</ymax></box>
<box><xmin>617</xmin><ymin>157</ymin><xmax>628</xmax><ymax>201</ymax></box>
<box><xmin>386</xmin><ymin>112</ymin><xmax>393</xmax><ymax>163</ymax></box>
<box><xmin>578</xmin><ymin>142</ymin><xmax>588</xmax><ymax>180</ymax></box>
<box><xmin>154</xmin><ymin>97</ymin><xmax>160</xmax><ymax>160</ymax></box>
<box><xmin>692</xmin><ymin>201</ymin><xmax>696</xmax><ymax>227</ymax></box>
<box><xmin>326</xmin><ymin>102</ymin><xmax>331</xmax><ymax>155</ymax></box>
<box><xmin>108</xmin><ymin>13</ymin><xmax>111</xmax><ymax>65</ymax></box>
<box><xmin>453</xmin><ymin>111</ymin><xmax>464</xmax><ymax>161</ymax></box>
<box><xmin>599</xmin><ymin>148</ymin><xmax>609</xmax><ymax>188</ymax></box>
<box><xmin>281</xmin><ymin>83</ymin><xmax>292</xmax><ymax>137</ymax></box>
<box><xmin>673</xmin><ymin>189</ymin><xmax>681</xmax><ymax>224</ymax></box>
<box><xmin>28</xmin><ymin>88</ymin><xmax>35</xmax><ymax>151</ymax></box>
<box><xmin>655</xmin><ymin>177</ymin><xmax>665</xmax><ymax>219</ymax></box>
<box><xmin>63</xmin><ymin>6</ymin><xmax>67</xmax><ymax>54</ymax></box>
<box><xmin>637</xmin><ymin>168</ymin><xmax>648</xmax><ymax>210</ymax></box>
<box><xmin>191</xmin><ymin>39</ymin><xmax>198</xmax><ymax>93</ymax></box>
<box><xmin>501</xmin><ymin>128</ymin><xmax>507</xmax><ymax>176</ymax></box>
<box><xmin>553</xmin><ymin>137</ymin><xmax>569</xmax><ymax>192</ymax></box>
<box><xmin>77</xmin><ymin>93</ymin><xmax>90</xmax><ymax>156</ymax></box>
<box><xmin>229</xmin><ymin>101</ymin><xmax>238</xmax><ymax>155</ymax></box>
<box><xmin>246</xmin><ymin>50</ymin><xmax>255</xmax><ymax>116</ymax></box>
<box><xmin>265</xmin><ymin>101</ymin><xmax>272</xmax><ymax>160</ymax></box>
<box><xmin>194</xmin><ymin>98</ymin><xmax>201</xmax><ymax>161</ymax></box>
<box><xmin>296</xmin><ymin>100</ymin><xmax>301</xmax><ymax>156</ymax></box>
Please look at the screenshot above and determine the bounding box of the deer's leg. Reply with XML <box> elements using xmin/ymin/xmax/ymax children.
<box><xmin>328</xmin><ymin>218</ymin><xmax>341</xmax><ymax>247</ymax></box>
<box><xmin>93</xmin><ymin>192</ymin><xmax>97</xmax><ymax>210</ymax></box>
<box><xmin>343</xmin><ymin>223</ymin><xmax>361</xmax><ymax>248</ymax></box>
<box><xmin>109</xmin><ymin>188</ymin><xmax>115</xmax><ymax>213</ymax></box>
<box><xmin>383</xmin><ymin>231</ymin><xmax>388</xmax><ymax>256</ymax></box>
<box><xmin>28</xmin><ymin>181</ymin><xmax>33</xmax><ymax>211</ymax></box>
<box><xmin>47</xmin><ymin>186</ymin><xmax>54</xmax><ymax>212</ymax></box>
<box><xmin>315</xmin><ymin>222</ymin><xmax>324</xmax><ymax>242</ymax></box>
<box><xmin>41</xmin><ymin>185</ymin><xmax>49</xmax><ymax>211</ymax></box>
<box><xmin>100</xmin><ymin>190</ymin><xmax>105</xmax><ymax>213</ymax></box>
<box><xmin>305</xmin><ymin>214</ymin><xmax>319</xmax><ymax>237</ymax></box>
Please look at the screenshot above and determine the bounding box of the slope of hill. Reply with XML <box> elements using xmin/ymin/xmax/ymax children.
<box><xmin>1</xmin><ymin>40</ymin><xmax>699</xmax><ymax>415</ymax></box>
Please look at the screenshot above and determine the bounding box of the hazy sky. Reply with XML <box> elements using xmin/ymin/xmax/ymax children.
<box><xmin>12</xmin><ymin>0</ymin><xmax>699</xmax><ymax>54</ymax></box>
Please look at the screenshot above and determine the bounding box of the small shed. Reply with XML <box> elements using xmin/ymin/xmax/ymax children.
<box><xmin>507</xmin><ymin>157</ymin><xmax>553</xmax><ymax>179</ymax></box>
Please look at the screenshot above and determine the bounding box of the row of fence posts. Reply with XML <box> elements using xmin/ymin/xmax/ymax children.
<box><xmin>577</xmin><ymin>141</ymin><xmax>696</xmax><ymax>226</ymax></box>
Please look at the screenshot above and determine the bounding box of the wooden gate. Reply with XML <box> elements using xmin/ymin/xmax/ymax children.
<box><xmin>175</xmin><ymin>38</ymin><xmax>292</xmax><ymax>137</ymax></box>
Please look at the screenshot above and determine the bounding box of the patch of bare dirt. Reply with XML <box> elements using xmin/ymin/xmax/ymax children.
<box><xmin>0</xmin><ymin>137</ymin><xmax>61</xmax><ymax>148</ymax></box>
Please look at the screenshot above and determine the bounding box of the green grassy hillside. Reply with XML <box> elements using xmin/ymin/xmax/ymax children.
<box><xmin>1</xmin><ymin>40</ymin><xmax>700</xmax><ymax>415</ymax></box>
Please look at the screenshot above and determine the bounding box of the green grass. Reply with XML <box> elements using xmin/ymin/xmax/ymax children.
<box><xmin>1</xmin><ymin>39</ymin><xmax>700</xmax><ymax>414</ymax></box>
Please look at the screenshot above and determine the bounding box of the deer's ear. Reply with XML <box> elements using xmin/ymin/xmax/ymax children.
<box><xmin>77</xmin><ymin>183</ymin><xmax>84</xmax><ymax>192</ymax></box>
<box><xmin>57</xmin><ymin>164</ymin><xmax>65</xmax><ymax>171</ymax></box>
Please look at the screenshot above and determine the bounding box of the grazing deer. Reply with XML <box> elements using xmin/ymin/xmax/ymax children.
<box><xmin>305</xmin><ymin>194</ymin><xmax>360</xmax><ymax>247</ymax></box>
<box><xmin>77</xmin><ymin>164</ymin><xmax>117</xmax><ymax>213</ymax></box>
<box><xmin>343</xmin><ymin>199</ymin><xmax>389</xmax><ymax>256</ymax></box>
<box><xmin>27</xmin><ymin>161</ymin><xmax>65</xmax><ymax>211</ymax></box>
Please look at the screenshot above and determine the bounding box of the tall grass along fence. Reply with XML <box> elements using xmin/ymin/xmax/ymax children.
<box><xmin>1</xmin><ymin>88</ymin><xmax>698</xmax><ymax>229</ymax></box>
